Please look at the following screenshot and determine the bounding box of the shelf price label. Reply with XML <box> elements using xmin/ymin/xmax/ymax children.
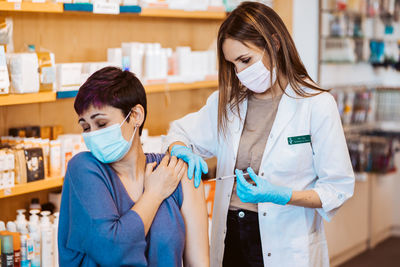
<box><xmin>93</xmin><ymin>2</ymin><xmax>120</xmax><ymax>14</ymax></box>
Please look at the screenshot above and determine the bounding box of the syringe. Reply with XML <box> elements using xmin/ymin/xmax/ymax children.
<box><xmin>206</xmin><ymin>172</ymin><xmax>250</xmax><ymax>182</ymax></box>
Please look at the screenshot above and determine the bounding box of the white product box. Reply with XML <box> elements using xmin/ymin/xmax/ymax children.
<box><xmin>122</xmin><ymin>0</ymin><xmax>138</xmax><ymax>5</ymax></box>
<box><xmin>0</xmin><ymin>173</ymin><xmax>3</xmax><ymax>190</ymax></box>
<box><xmin>82</xmin><ymin>62</ymin><xmax>109</xmax><ymax>77</ymax></box>
<box><xmin>0</xmin><ymin>46</ymin><xmax>9</xmax><ymax>95</ymax></box>
<box><xmin>7</xmin><ymin>171</ymin><xmax>15</xmax><ymax>188</ymax></box>
<box><xmin>7</xmin><ymin>53</ymin><xmax>40</xmax><ymax>94</ymax></box>
<box><xmin>122</xmin><ymin>42</ymin><xmax>145</xmax><ymax>79</ymax></box>
<box><xmin>56</xmin><ymin>63</ymin><xmax>83</xmax><ymax>92</ymax></box>
<box><xmin>58</xmin><ymin>134</ymin><xmax>87</xmax><ymax>177</ymax></box>
<box><xmin>107</xmin><ymin>48</ymin><xmax>122</xmax><ymax>68</ymax></box>
<box><xmin>7</xmin><ymin>152</ymin><xmax>15</xmax><ymax>171</ymax></box>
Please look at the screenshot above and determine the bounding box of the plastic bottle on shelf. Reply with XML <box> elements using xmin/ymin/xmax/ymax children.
<box><xmin>20</xmin><ymin>227</ymin><xmax>31</xmax><ymax>267</ymax></box>
<box><xmin>0</xmin><ymin>235</ymin><xmax>14</xmax><ymax>267</ymax></box>
<box><xmin>53</xmin><ymin>212</ymin><xmax>59</xmax><ymax>267</ymax></box>
<box><xmin>30</xmin><ymin>199</ymin><xmax>41</xmax><ymax>211</ymax></box>
<box><xmin>28</xmin><ymin>224</ymin><xmax>41</xmax><ymax>267</ymax></box>
<box><xmin>6</xmin><ymin>221</ymin><xmax>17</xmax><ymax>233</ymax></box>
<box><xmin>16</xmin><ymin>209</ymin><xmax>28</xmax><ymax>234</ymax></box>
<box><xmin>40</xmin><ymin>211</ymin><xmax>53</xmax><ymax>267</ymax></box>
<box><xmin>50</xmin><ymin>140</ymin><xmax>62</xmax><ymax>178</ymax></box>
<box><xmin>0</xmin><ymin>221</ymin><xmax>6</xmax><ymax>231</ymax></box>
<box><xmin>145</xmin><ymin>44</ymin><xmax>155</xmax><ymax>80</ymax></box>
<box><xmin>28</xmin><ymin>210</ymin><xmax>41</xmax><ymax>232</ymax></box>
<box><xmin>2</xmin><ymin>222</ymin><xmax>21</xmax><ymax>267</ymax></box>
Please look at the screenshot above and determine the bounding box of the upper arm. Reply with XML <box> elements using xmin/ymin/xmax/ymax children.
<box><xmin>310</xmin><ymin>93</ymin><xmax>355</xmax><ymax>221</ymax></box>
<box><xmin>180</xmin><ymin>174</ymin><xmax>210</xmax><ymax>267</ymax></box>
<box><xmin>163</xmin><ymin>91</ymin><xmax>219</xmax><ymax>158</ymax></box>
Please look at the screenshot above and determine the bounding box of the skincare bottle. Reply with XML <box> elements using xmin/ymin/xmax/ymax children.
<box><xmin>28</xmin><ymin>224</ymin><xmax>40</xmax><ymax>267</ymax></box>
<box><xmin>53</xmin><ymin>212</ymin><xmax>59</xmax><ymax>267</ymax></box>
<box><xmin>20</xmin><ymin>227</ymin><xmax>31</xmax><ymax>267</ymax></box>
<box><xmin>40</xmin><ymin>211</ymin><xmax>53</xmax><ymax>267</ymax></box>
<box><xmin>16</xmin><ymin>209</ymin><xmax>27</xmax><ymax>234</ymax></box>
<box><xmin>0</xmin><ymin>235</ymin><xmax>14</xmax><ymax>267</ymax></box>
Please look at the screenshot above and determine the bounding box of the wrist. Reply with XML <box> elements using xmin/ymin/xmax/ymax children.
<box><xmin>142</xmin><ymin>190</ymin><xmax>164</xmax><ymax>205</ymax></box>
<box><xmin>271</xmin><ymin>185</ymin><xmax>292</xmax><ymax>206</ymax></box>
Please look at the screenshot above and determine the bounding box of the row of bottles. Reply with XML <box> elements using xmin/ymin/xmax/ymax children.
<box><xmin>0</xmin><ymin>209</ymin><xmax>59</xmax><ymax>267</ymax></box>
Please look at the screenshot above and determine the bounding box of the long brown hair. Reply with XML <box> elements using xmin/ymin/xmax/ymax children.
<box><xmin>217</xmin><ymin>1</ymin><xmax>327</xmax><ymax>135</ymax></box>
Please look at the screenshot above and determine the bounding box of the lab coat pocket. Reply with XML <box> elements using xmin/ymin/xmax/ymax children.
<box><xmin>274</xmin><ymin>140</ymin><xmax>313</xmax><ymax>175</ymax></box>
<box><xmin>290</xmin><ymin>232</ymin><xmax>328</xmax><ymax>267</ymax></box>
<box><xmin>308</xmin><ymin>232</ymin><xmax>329</xmax><ymax>267</ymax></box>
<box><xmin>289</xmin><ymin>235</ymin><xmax>310</xmax><ymax>267</ymax></box>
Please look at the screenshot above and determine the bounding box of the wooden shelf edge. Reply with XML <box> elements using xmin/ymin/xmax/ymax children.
<box><xmin>140</xmin><ymin>8</ymin><xmax>226</xmax><ymax>19</ymax></box>
<box><xmin>0</xmin><ymin>91</ymin><xmax>57</xmax><ymax>106</ymax></box>
<box><xmin>0</xmin><ymin>2</ymin><xmax>64</xmax><ymax>13</ymax></box>
<box><xmin>0</xmin><ymin>177</ymin><xmax>64</xmax><ymax>199</ymax></box>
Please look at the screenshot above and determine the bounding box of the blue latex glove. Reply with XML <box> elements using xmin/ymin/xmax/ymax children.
<box><xmin>236</xmin><ymin>167</ymin><xmax>292</xmax><ymax>205</ymax></box>
<box><xmin>170</xmin><ymin>145</ymin><xmax>208</xmax><ymax>188</ymax></box>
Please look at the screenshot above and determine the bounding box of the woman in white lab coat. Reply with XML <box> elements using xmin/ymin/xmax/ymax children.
<box><xmin>163</xmin><ymin>2</ymin><xmax>355</xmax><ymax>267</ymax></box>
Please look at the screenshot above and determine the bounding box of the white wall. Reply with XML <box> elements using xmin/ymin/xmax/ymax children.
<box><xmin>292</xmin><ymin>0</ymin><xmax>319</xmax><ymax>81</ymax></box>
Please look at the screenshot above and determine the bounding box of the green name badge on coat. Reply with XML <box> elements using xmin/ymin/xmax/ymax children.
<box><xmin>288</xmin><ymin>135</ymin><xmax>311</xmax><ymax>145</ymax></box>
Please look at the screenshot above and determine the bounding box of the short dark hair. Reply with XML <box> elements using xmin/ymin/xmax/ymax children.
<box><xmin>74</xmin><ymin>66</ymin><xmax>147</xmax><ymax>135</ymax></box>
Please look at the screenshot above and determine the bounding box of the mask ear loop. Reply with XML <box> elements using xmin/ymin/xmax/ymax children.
<box><xmin>120</xmin><ymin>110</ymin><xmax>132</xmax><ymax>127</ymax></box>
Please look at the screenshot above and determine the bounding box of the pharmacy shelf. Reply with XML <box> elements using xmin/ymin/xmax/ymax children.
<box><xmin>0</xmin><ymin>177</ymin><xmax>64</xmax><ymax>199</ymax></box>
<box><xmin>140</xmin><ymin>8</ymin><xmax>226</xmax><ymax>19</ymax></box>
<box><xmin>343</xmin><ymin>123</ymin><xmax>376</xmax><ymax>133</ymax></box>
<box><xmin>0</xmin><ymin>92</ymin><xmax>57</xmax><ymax>106</ymax></box>
<box><xmin>0</xmin><ymin>2</ymin><xmax>225</xmax><ymax>19</ymax></box>
<box><xmin>57</xmin><ymin>80</ymin><xmax>219</xmax><ymax>99</ymax></box>
<box><xmin>0</xmin><ymin>2</ymin><xmax>63</xmax><ymax>13</ymax></box>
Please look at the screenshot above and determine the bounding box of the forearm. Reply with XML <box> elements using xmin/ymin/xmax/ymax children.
<box><xmin>288</xmin><ymin>190</ymin><xmax>322</xmax><ymax>208</ymax></box>
<box><xmin>131</xmin><ymin>192</ymin><xmax>163</xmax><ymax>235</ymax></box>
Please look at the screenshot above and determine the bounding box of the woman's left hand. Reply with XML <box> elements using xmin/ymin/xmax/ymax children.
<box><xmin>236</xmin><ymin>167</ymin><xmax>293</xmax><ymax>205</ymax></box>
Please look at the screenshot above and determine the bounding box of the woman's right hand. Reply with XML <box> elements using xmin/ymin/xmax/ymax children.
<box><xmin>144</xmin><ymin>155</ymin><xmax>186</xmax><ymax>202</ymax></box>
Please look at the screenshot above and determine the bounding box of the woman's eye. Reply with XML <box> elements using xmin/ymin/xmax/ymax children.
<box><xmin>242</xmin><ymin>58</ymin><xmax>251</xmax><ymax>64</ymax></box>
<box><xmin>97</xmin><ymin>123</ymin><xmax>106</xmax><ymax>128</ymax></box>
<box><xmin>83</xmin><ymin>127</ymin><xmax>90</xmax><ymax>132</ymax></box>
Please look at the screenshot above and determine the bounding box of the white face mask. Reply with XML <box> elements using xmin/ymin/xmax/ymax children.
<box><xmin>236</xmin><ymin>59</ymin><xmax>277</xmax><ymax>94</ymax></box>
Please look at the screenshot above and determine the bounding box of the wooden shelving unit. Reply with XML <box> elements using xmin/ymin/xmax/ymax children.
<box><xmin>0</xmin><ymin>177</ymin><xmax>64</xmax><ymax>199</ymax></box>
<box><xmin>0</xmin><ymin>92</ymin><xmax>56</xmax><ymax>106</ymax></box>
<box><xmin>0</xmin><ymin>2</ymin><xmax>226</xmax><ymax>19</ymax></box>
<box><xmin>0</xmin><ymin>1</ymin><xmax>63</xmax><ymax>13</ymax></box>
<box><xmin>0</xmin><ymin>0</ymin><xmax>292</xmax><ymax>221</ymax></box>
<box><xmin>56</xmin><ymin>80</ymin><xmax>219</xmax><ymax>99</ymax></box>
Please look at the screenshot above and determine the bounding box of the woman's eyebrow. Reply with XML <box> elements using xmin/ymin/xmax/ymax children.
<box><xmin>78</xmin><ymin>113</ymin><xmax>106</xmax><ymax>123</ymax></box>
<box><xmin>235</xmin><ymin>53</ymin><xmax>249</xmax><ymax>61</ymax></box>
<box><xmin>90</xmin><ymin>113</ymin><xmax>106</xmax><ymax>119</ymax></box>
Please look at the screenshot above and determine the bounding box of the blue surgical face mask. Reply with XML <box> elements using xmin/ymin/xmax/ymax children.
<box><xmin>82</xmin><ymin>111</ymin><xmax>137</xmax><ymax>163</ymax></box>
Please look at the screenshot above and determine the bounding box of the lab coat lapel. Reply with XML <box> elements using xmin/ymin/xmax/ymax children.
<box><xmin>262</xmin><ymin>85</ymin><xmax>298</xmax><ymax>161</ymax></box>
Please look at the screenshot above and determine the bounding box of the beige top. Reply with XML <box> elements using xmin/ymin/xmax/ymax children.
<box><xmin>229</xmin><ymin>93</ymin><xmax>283</xmax><ymax>212</ymax></box>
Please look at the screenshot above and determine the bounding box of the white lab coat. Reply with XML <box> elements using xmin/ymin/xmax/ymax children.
<box><xmin>163</xmin><ymin>85</ymin><xmax>355</xmax><ymax>267</ymax></box>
